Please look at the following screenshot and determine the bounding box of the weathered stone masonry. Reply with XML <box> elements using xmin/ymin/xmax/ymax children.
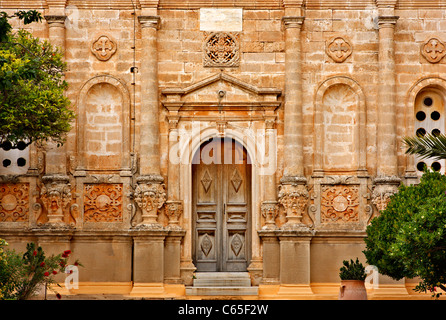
<box><xmin>1</xmin><ymin>0</ymin><xmax>446</xmax><ymax>298</ymax></box>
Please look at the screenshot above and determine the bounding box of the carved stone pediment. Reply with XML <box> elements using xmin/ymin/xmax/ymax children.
<box><xmin>161</xmin><ymin>73</ymin><xmax>282</xmax><ymax>114</ymax></box>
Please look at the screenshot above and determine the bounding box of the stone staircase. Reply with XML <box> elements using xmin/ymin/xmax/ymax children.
<box><xmin>185</xmin><ymin>272</ymin><xmax>258</xmax><ymax>296</ymax></box>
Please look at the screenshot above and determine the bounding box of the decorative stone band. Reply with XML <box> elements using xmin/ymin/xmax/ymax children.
<box><xmin>371</xmin><ymin>176</ymin><xmax>401</xmax><ymax>212</ymax></box>
<box><xmin>40</xmin><ymin>174</ymin><xmax>72</xmax><ymax>226</ymax></box>
<box><xmin>134</xmin><ymin>175</ymin><xmax>166</xmax><ymax>228</ymax></box>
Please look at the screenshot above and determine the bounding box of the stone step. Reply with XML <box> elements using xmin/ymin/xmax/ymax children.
<box><xmin>186</xmin><ymin>272</ymin><xmax>257</xmax><ymax>296</ymax></box>
<box><xmin>193</xmin><ymin>272</ymin><xmax>252</xmax><ymax>287</ymax></box>
<box><xmin>186</xmin><ymin>286</ymin><xmax>259</xmax><ymax>296</ymax></box>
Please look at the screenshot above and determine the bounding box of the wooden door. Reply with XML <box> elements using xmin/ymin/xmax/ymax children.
<box><xmin>192</xmin><ymin>138</ymin><xmax>251</xmax><ymax>272</ymax></box>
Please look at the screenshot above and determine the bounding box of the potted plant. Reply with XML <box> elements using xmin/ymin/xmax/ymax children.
<box><xmin>338</xmin><ymin>258</ymin><xmax>367</xmax><ymax>300</ymax></box>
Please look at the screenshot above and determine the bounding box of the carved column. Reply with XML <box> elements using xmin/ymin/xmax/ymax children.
<box><xmin>282</xmin><ymin>16</ymin><xmax>305</xmax><ymax>178</ymax></box>
<box><xmin>138</xmin><ymin>15</ymin><xmax>161</xmax><ymax>177</ymax></box>
<box><xmin>261</xmin><ymin>117</ymin><xmax>279</xmax><ymax>230</ymax></box>
<box><xmin>135</xmin><ymin>15</ymin><xmax>166</xmax><ymax>228</ymax></box>
<box><xmin>41</xmin><ymin>15</ymin><xmax>71</xmax><ymax>226</ymax></box>
<box><xmin>165</xmin><ymin>113</ymin><xmax>183</xmax><ymax>230</ymax></box>
<box><xmin>373</xmin><ymin>15</ymin><xmax>400</xmax><ymax>212</ymax></box>
<box><xmin>279</xmin><ymin>16</ymin><xmax>310</xmax><ymax>229</ymax></box>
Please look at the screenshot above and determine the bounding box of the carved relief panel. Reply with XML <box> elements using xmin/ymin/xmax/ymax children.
<box><xmin>91</xmin><ymin>35</ymin><xmax>117</xmax><ymax>61</ymax></box>
<box><xmin>83</xmin><ymin>183</ymin><xmax>123</xmax><ymax>222</ymax></box>
<box><xmin>421</xmin><ymin>38</ymin><xmax>446</xmax><ymax>64</ymax></box>
<box><xmin>203</xmin><ymin>32</ymin><xmax>240</xmax><ymax>68</ymax></box>
<box><xmin>326</xmin><ymin>36</ymin><xmax>353</xmax><ymax>63</ymax></box>
<box><xmin>0</xmin><ymin>183</ymin><xmax>29</xmax><ymax>222</ymax></box>
<box><xmin>321</xmin><ymin>185</ymin><xmax>359</xmax><ymax>223</ymax></box>
<box><xmin>309</xmin><ymin>176</ymin><xmax>372</xmax><ymax>231</ymax></box>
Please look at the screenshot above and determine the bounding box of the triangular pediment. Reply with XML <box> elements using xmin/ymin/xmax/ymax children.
<box><xmin>161</xmin><ymin>73</ymin><xmax>281</xmax><ymax>109</ymax></box>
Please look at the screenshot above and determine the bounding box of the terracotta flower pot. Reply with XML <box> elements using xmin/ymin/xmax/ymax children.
<box><xmin>338</xmin><ymin>280</ymin><xmax>367</xmax><ymax>300</ymax></box>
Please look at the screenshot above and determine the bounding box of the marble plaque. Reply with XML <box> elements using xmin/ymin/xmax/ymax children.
<box><xmin>200</xmin><ymin>8</ymin><xmax>243</xmax><ymax>32</ymax></box>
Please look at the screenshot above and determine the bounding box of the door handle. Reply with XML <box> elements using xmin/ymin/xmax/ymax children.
<box><xmin>223</xmin><ymin>203</ymin><xmax>226</xmax><ymax>216</ymax></box>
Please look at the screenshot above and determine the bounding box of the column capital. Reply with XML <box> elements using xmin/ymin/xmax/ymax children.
<box><xmin>138</xmin><ymin>15</ymin><xmax>161</xmax><ymax>29</ymax></box>
<box><xmin>282</xmin><ymin>16</ymin><xmax>305</xmax><ymax>29</ymax></box>
<box><xmin>44</xmin><ymin>15</ymin><xmax>66</xmax><ymax>26</ymax></box>
<box><xmin>377</xmin><ymin>15</ymin><xmax>399</xmax><ymax>28</ymax></box>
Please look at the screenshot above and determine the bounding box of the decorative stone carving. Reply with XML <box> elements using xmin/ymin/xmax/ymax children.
<box><xmin>0</xmin><ymin>183</ymin><xmax>29</xmax><ymax>222</ymax></box>
<box><xmin>40</xmin><ymin>175</ymin><xmax>72</xmax><ymax>225</ymax></box>
<box><xmin>91</xmin><ymin>35</ymin><xmax>117</xmax><ymax>61</ymax></box>
<box><xmin>371</xmin><ymin>176</ymin><xmax>401</xmax><ymax>212</ymax></box>
<box><xmin>421</xmin><ymin>38</ymin><xmax>446</xmax><ymax>64</ymax></box>
<box><xmin>326</xmin><ymin>36</ymin><xmax>353</xmax><ymax>63</ymax></box>
<box><xmin>278</xmin><ymin>182</ymin><xmax>310</xmax><ymax>229</ymax></box>
<box><xmin>84</xmin><ymin>183</ymin><xmax>123</xmax><ymax>222</ymax></box>
<box><xmin>165</xmin><ymin>200</ymin><xmax>183</xmax><ymax>230</ymax></box>
<box><xmin>261</xmin><ymin>201</ymin><xmax>278</xmax><ymax>230</ymax></box>
<box><xmin>134</xmin><ymin>176</ymin><xmax>166</xmax><ymax>227</ymax></box>
<box><xmin>321</xmin><ymin>185</ymin><xmax>359</xmax><ymax>223</ymax></box>
<box><xmin>203</xmin><ymin>32</ymin><xmax>240</xmax><ymax>68</ymax></box>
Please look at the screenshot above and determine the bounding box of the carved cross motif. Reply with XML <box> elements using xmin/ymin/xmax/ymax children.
<box><xmin>326</xmin><ymin>37</ymin><xmax>353</xmax><ymax>63</ymax></box>
<box><xmin>421</xmin><ymin>38</ymin><xmax>446</xmax><ymax>63</ymax></box>
<box><xmin>91</xmin><ymin>35</ymin><xmax>117</xmax><ymax>61</ymax></box>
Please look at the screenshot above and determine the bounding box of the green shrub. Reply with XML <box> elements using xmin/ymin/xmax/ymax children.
<box><xmin>339</xmin><ymin>258</ymin><xmax>367</xmax><ymax>281</ymax></box>
<box><xmin>0</xmin><ymin>240</ymin><xmax>81</xmax><ymax>300</ymax></box>
<box><xmin>363</xmin><ymin>169</ymin><xmax>446</xmax><ymax>298</ymax></box>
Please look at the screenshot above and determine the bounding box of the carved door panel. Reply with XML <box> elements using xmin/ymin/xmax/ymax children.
<box><xmin>192</xmin><ymin>138</ymin><xmax>251</xmax><ymax>272</ymax></box>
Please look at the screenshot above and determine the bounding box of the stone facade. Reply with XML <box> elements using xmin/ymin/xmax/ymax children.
<box><xmin>1</xmin><ymin>0</ymin><xmax>445</xmax><ymax>299</ymax></box>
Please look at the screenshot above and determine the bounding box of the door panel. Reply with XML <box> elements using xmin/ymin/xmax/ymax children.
<box><xmin>193</xmin><ymin>138</ymin><xmax>251</xmax><ymax>272</ymax></box>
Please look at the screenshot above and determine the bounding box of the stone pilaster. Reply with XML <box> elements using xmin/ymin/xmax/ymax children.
<box><xmin>40</xmin><ymin>15</ymin><xmax>72</xmax><ymax>228</ymax></box>
<box><xmin>374</xmin><ymin>15</ymin><xmax>400</xmax><ymax>211</ymax></box>
<box><xmin>279</xmin><ymin>16</ymin><xmax>309</xmax><ymax>230</ymax></box>
<box><xmin>261</xmin><ymin>116</ymin><xmax>279</xmax><ymax>230</ymax></box>
<box><xmin>282</xmin><ymin>16</ymin><xmax>305</xmax><ymax>178</ymax></box>
<box><xmin>138</xmin><ymin>15</ymin><xmax>162</xmax><ymax>177</ymax></box>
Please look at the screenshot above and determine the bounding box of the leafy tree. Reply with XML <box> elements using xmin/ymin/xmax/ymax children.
<box><xmin>363</xmin><ymin>169</ymin><xmax>446</xmax><ymax>298</ymax></box>
<box><xmin>0</xmin><ymin>10</ymin><xmax>75</xmax><ymax>149</ymax></box>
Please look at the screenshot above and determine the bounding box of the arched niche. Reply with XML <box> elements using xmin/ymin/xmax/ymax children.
<box><xmin>314</xmin><ymin>76</ymin><xmax>367</xmax><ymax>175</ymax></box>
<box><xmin>76</xmin><ymin>75</ymin><xmax>131</xmax><ymax>172</ymax></box>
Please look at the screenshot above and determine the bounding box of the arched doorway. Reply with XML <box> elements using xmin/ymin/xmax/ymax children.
<box><xmin>192</xmin><ymin>137</ymin><xmax>252</xmax><ymax>272</ymax></box>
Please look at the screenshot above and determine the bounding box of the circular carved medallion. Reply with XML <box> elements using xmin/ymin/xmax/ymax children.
<box><xmin>332</xmin><ymin>195</ymin><xmax>348</xmax><ymax>212</ymax></box>
<box><xmin>1</xmin><ymin>194</ymin><xmax>18</xmax><ymax>211</ymax></box>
